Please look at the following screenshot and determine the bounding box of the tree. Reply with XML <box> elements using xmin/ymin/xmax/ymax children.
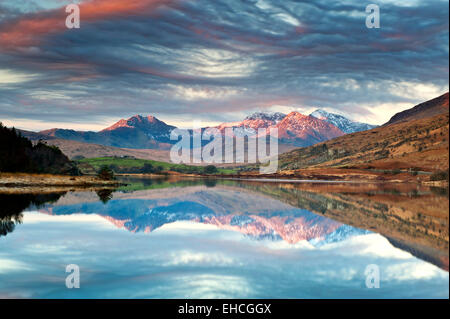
<box><xmin>430</xmin><ymin>170</ymin><xmax>449</xmax><ymax>182</ymax></box>
<box><xmin>204</xmin><ymin>165</ymin><xmax>218</xmax><ymax>174</ymax></box>
<box><xmin>0</xmin><ymin>122</ymin><xmax>78</xmax><ymax>174</ymax></box>
<box><xmin>96</xmin><ymin>189</ymin><xmax>114</xmax><ymax>204</ymax></box>
<box><xmin>141</xmin><ymin>163</ymin><xmax>154</xmax><ymax>174</ymax></box>
<box><xmin>97</xmin><ymin>165</ymin><xmax>115</xmax><ymax>180</ymax></box>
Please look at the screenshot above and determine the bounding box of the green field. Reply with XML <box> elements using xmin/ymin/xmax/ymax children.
<box><xmin>77</xmin><ymin>157</ymin><xmax>237</xmax><ymax>175</ymax></box>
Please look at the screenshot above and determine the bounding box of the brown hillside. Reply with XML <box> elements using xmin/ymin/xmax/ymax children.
<box><xmin>384</xmin><ymin>92</ymin><xmax>449</xmax><ymax>126</ymax></box>
<box><xmin>19</xmin><ymin>130</ymin><xmax>171</xmax><ymax>162</ymax></box>
<box><xmin>41</xmin><ymin>139</ymin><xmax>171</xmax><ymax>162</ymax></box>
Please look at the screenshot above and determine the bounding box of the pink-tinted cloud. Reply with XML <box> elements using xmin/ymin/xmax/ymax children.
<box><xmin>0</xmin><ymin>0</ymin><xmax>176</xmax><ymax>50</ymax></box>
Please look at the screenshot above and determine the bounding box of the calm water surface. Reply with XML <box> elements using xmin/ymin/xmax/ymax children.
<box><xmin>0</xmin><ymin>177</ymin><xmax>448</xmax><ymax>298</ymax></box>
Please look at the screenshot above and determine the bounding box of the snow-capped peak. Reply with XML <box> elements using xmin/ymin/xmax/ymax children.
<box><xmin>309</xmin><ymin>109</ymin><xmax>377</xmax><ymax>134</ymax></box>
<box><xmin>310</xmin><ymin>109</ymin><xmax>330</xmax><ymax>120</ymax></box>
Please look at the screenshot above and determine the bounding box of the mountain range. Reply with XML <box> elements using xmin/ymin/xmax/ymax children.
<box><xmin>25</xmin><ymin>109</ymin><xmax>376</xmax><ymax>153</ymax></box>
<box><xmin>16</xmin><ymin>93</ymin><xmax>449</xmax><ymax>169</ymax></box>
<box><xmin>39</xmin><ymin>115</ymin><xmax>175</xmax><ymax>150</ymax></box>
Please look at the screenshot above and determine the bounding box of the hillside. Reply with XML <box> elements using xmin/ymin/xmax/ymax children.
<box><xmin>279</xmin><ymin>93</ymin><xmax>449</xmax><ymax>173</ymax></box>
<box><xmin>42</xmin><ymin>139</ymin><xmax>170</xmax><ymax>162</ymax></box>
<box><xmin>384</xmin><ymin>92</ymin><xmax>449</xmax><ymax>126</ymax></box>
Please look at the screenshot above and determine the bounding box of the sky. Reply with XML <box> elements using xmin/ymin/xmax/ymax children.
<box><xmin>0</xmin><ymin>0</ymin><xmax>448</xmax><ymax>131</ymax></box>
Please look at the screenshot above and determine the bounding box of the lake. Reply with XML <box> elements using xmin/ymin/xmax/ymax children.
<box><xmin>0</xmin><ymin>177</ymin><xmax>448</xmax><ymax>299</ymax></box>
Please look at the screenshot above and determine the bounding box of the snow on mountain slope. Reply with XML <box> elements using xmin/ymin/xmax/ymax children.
<box><xmin>310</xmin><ymin>109</ymin><xmax>377</xmax><ymax>134</ymax></box>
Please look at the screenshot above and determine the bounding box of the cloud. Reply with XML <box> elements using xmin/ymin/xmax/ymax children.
<box><xmin>0</xmin><ymin>69</ymin><xmax>37</xmax><ymax>84</ymax></box>
<box><xmin>0</xmin><ymin>0</ymin><xmax>175</xmax><ymax>49</ymax></box>
<box><xmin>0</xmin><ymin>258</ymin><xmax>31</xmax><ymax>274</ymax></box>
<box><xmin>0</xmin><ymin>0</ymin><xmax>448</xmax><ymax>130</ymax></box>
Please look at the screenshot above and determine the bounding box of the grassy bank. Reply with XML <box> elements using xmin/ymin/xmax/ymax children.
<box><xmin>0</xmin><ymin>172</ymin><xmax>123</xmax><ymax>191</ymax></box>
<box><xmin>77</xmin><ymin>157</ymin><xmax>237</xmax><ymax>175</ymax></box>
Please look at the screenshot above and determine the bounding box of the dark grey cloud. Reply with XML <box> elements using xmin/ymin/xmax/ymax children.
<box><xmin>0</xmin><ymin>0</ymin><xmax>448</xmax><ymax>129</ymax></box>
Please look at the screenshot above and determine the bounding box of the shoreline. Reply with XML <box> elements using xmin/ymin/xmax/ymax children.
<box><xmin>1</xmin><ymin>169</ymin><xmax>448</xmax><ymax>191</ymax></box>
<box><xmin>0</xmin><ymin>173</ymin><xmax>125</xmax><ymax>192</ymax></box>
<box><xmin>203</xmin><ymin>168</ymin><xmax>448</xmax><ymax>185</ymax></box>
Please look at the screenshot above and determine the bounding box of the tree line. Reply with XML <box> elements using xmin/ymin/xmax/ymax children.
<box><xmin>0</xmin><ymin>122</ymin><xmax>80</xmax><ymax>175</ymax></box>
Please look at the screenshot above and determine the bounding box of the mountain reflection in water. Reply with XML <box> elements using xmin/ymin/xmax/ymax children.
<box><xmin>0</xmin><ymin>177</ymin><xmax>448</xmax><ymax>298</ymax></box>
